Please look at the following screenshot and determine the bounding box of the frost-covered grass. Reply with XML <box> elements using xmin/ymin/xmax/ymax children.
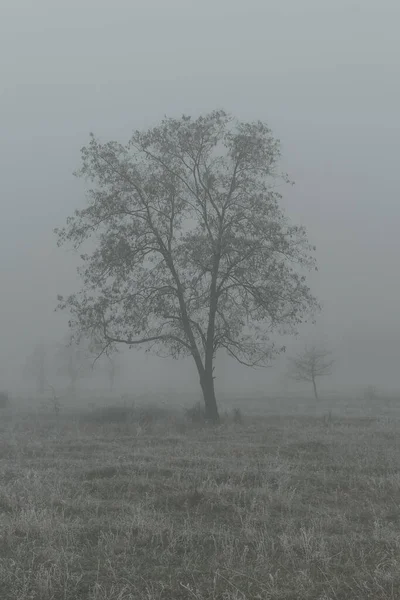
<box><xmin>0</xmin><ymin>399</ymin><xmax>399</xmax><ymax>599</ymax></box>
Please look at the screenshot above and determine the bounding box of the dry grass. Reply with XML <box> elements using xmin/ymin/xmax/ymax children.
<box><xmin>0</xmin><ymin>401</ymin><xmax>399</xmax><ymax>599</ymax></box>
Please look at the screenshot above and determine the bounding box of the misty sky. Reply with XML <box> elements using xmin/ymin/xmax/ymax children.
<box><xmin>1</xmin><ymin>0</ymin><xmax>399</xmax><ymax>394</ymax></box>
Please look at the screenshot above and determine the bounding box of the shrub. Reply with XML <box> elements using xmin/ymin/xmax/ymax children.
<box><xmin>83</xmin><ymin>403</ymin><xmax>174</xmax><ymax>427</ymax></box>
<box><xmin>184</xmin><ymin>402</ymin><xmax>206</xmax><ymax>424</ymax></box>
<box><xmin>322</xmin><ymin>410</ymin><xmax>333</xmax><ymax>427</ymax></box>
<box><xmin>84</xmin><ymin>405</ymin><xmax>135</xmax><ymax>424</ymax></box>
<box><xmin>232</xmin><ymin>407</ymin><xmax>243</xmax><ymax>424</ymax></box>
<box><xmin>138</xmin><ymin>405</ymin><xmax>172</xmax><ymax>426</ymax></box>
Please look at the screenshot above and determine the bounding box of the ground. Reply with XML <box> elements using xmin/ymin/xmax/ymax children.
<box><xmin>0</xmin><ymin>395</ymin><xmax>399</xmax><ymax>599</ymax></box>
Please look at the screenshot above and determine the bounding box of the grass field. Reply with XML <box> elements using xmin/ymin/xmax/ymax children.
<box><xmin>0</xmin><ymin>396</ymin><xmax>399</xmax><ymax>599</ymax></box>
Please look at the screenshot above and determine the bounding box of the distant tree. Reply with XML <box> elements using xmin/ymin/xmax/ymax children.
<box><xmin>56</xmin><ymin>110</ymin><xmax>319</xmax><ymax>422</ymax></box>
<box><xmin>55</xmin><ymin>336</ymin><xmax>93</xmax><ymax>398</ymax></box>
<box><xmin>23</xmin><ymin>343</ymin><xmax>48</xmax><ymax>395</ymax></box>
<box><xmin>288</xmin><ymin>345</ymin><xmax>334</xmax><ymax>400</ymax></box>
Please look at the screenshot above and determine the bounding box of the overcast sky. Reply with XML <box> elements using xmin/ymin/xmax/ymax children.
<box><xmin>1</xmin><ymin>0</ymin><xmax>399</xmax><ymax>395</ymax></box>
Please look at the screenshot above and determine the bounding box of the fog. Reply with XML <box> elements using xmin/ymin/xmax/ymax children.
<box><xmin>1</xmin><ymin>0</ymin><xmax>399</xmax><ymax>398</ymax></box>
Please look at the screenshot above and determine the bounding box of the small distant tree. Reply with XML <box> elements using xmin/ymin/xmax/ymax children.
<box><xmin>288</xmin><ymin>345</ymin><xmax>334</xmax><ymax>400</ymax></box>
<box><xmin>55</xmin><ymin>336</ymin><xmax>93</xmax><ymax>398</ymax></box>
<box><xmin>23</xmin><ymin>343</ymin><xmax>47</xmax><ymax>395</ymax></box>
<box><xmin>55</xmin><ymin>110</ymin><xmax>319</xmax><ymax>422</ymax></box>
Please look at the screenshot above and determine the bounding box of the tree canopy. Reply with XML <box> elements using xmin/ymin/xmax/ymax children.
<box><xmin>56</xmin><ymin>110</ymin><xmax>319</xmax><ymax>420</ymax></box>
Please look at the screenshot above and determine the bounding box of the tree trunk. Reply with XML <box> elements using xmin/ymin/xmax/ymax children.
<box><xmin>200</xmin><ymin>371</ymin><xmax>219</xmax><ymax>423</ymax></box>
<box><xmin>312</xmin><ymin>378</ymin><xmax>319</xmax><ymax>401</ymax></box>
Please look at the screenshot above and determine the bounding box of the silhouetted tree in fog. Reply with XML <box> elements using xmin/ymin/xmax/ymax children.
<box><xmin>56</xmin><ymin>110</ymin><xmax>319</xmax><ymax>422</ymax></box>
<box><xmin>288</xmin><ymin>345</ymin><xmax>334</xmax><ymax>400</ymax></box>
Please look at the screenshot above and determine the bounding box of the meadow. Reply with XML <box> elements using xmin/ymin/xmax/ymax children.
<box><xmin>0</xmin><ymin>393</ymin><xmax>399</xmax><ymax>599</ymax></box>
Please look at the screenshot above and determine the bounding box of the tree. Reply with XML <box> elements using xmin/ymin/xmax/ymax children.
<box><xmin>288</xmin><ymin>345</ymin><xmax>334</xmax><ymax>400</ymax></box>
<box><xmin>55</xmin><ymin>336</ymin><xmax>93</xmax><ymax>398</ymax></box>
<box><xmin>23</xmin><ymin>343</ymin><xmax>48</xmax><ymax>395</ymax></box>
<box><xmin>55</xmin><ymin>110</ymin><xmax>319</xmax><ymax>422</ymax></box>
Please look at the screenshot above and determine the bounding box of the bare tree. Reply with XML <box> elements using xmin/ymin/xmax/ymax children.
<box><xmin>288</xmin><ymin>345</ymin><xmax>334</xmax><ymax>400</ymax></box>
<box><xmin>55</xmin><ymin>110</ymin><xmax>319</xmax><ymax>422</ymax></box>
